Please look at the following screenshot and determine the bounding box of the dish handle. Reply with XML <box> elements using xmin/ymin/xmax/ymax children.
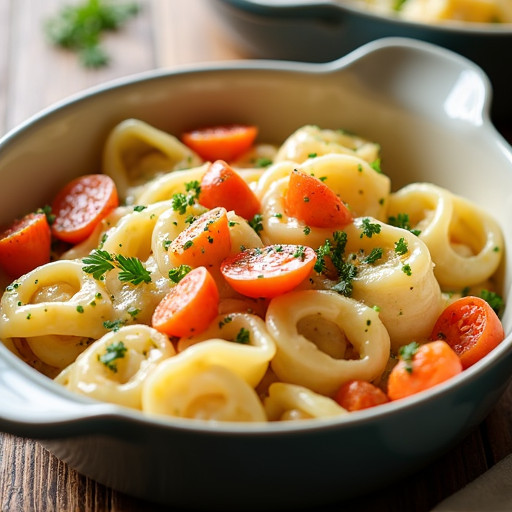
<box><xmin>338</xmin><ymin>37</ymin><xmax>492</xmax><ymax>125</ymax></box>
<box><xmin>0</xmin><ymin>345</ymin><xmax>114</xmax><ymax>438</ymax></box>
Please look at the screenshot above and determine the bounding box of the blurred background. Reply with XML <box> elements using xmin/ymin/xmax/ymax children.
<box><xmin>0</xmin><ymin>0</ymin><xmax>248</xmax><ymax>134</ymax></box>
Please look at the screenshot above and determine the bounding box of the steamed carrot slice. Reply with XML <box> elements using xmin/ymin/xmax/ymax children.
<box><xmin>430</xmin><ymin>295</ymin><xmax>505</xmax><ymax>369</ymax></box>
<box><xmin>199</xmin><ymin>160</ymin><xmax>260</xmax><ymax>220</ymax></box>
<box><xmin>285</xmin><ymin>169</ymin><xmax>352</xmax><ymax>228</ymax></box>
<box><xmin>169</xmin><ymin>206</ymin><xmax>231</xmax><ymax>268</ymax></box>
<box><xmin>220</xmin><ymin>244</ymin><xmax>317</xmax><ymax>299</ymax></box>
<box><xmin>181</xmin><ymin>124</ymin><xmax>258</xmax><ymax>162</ymax></box>
<box><xmin>387</xmin><ymin>340</ymin><xmax>462</xmax><ymax>400</ymax></box>
<box><xmin>335</xmin><ymin>379</ymin><xmax>389</xmax><ymax>411</ymax></box>
<box><xmin>152</xmin><ymin>266</ymin><xmax>219</xmax><ymax>338</ymax></box>
<box><xmin>0</xmin><ymin>212</ymin><xmax>51</xmax><ymax>278</ymax></box>
<box><xmin>51</xmin><ymin>174</ymin><xmax>119</xmax><ymax>244</ymax></box>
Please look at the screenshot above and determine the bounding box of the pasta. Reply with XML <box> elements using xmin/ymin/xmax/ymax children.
<box><xmin>0</xmin><ymin>121</ymin><xmax>505</xmax><ymax>425</ymax></box>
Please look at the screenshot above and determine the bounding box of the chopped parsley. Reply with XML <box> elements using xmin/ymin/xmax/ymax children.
<box><xmin>394</xmin><ymin>237</ymin><xmax>408</xmax><ymax>256</ymax></box>
<box><xmin>314</xmin><ymin>239</ymin><xmax>332</xmax><ymax>273</ymax></box>
<box><xmin>293</xmin><ymin>246</ymin><xmax>306</xmax><ymax>260</ymax></box>
<box><xmin>249</xmin><ymin>213</ymin><xmax>264</xmax><ymax>235</ymax></box>
<box><xmin>402</xmin><ymin>264</ymin><xmax>412</xmax><ymax>276</ymax></box>
<box><xmin>255</xmin><ymin>157</ymin><xmax>273</xmax><ymax>168</ymax></box>
<box><xmin>362</xmin><ymin>247</ymin><xmax>383</xmax><ymax>264</ymax></box>
<box><xmin>103</xmin><ymin>319</ymin><xmax>127</xmax><ymax>332</ymax></box>
<box><xmin>234</xmin><ymin>327</ymin><xmax>250</xmax><ymax>344</ymax></box>
<box><xmin>171</xmin><ymin>181</ymin><xmax>201</xmax><ymax>215</ymax></box>
<box><xmin>399</xmin><ymin>341</ymin><xmax>420</xmax><ymax>373</ymax></box>
<box><xmin>169</xmin><ymin>264</ymin><xmax>192</xmax><ymax>283</ymax></box>
<box><xmin>480</xmin><ymin>289</ymin><xmax>505</xmax><ymax>316</ymax></box>
<box><xmin>98</xmin><ymin>341</ymin><xmax>127</xmax><ymax>372</ymax></box>
<box><xmin>360</xmin><ymin>218</ymin><xmax>381</xmax><ymax>238</ymax></box>
<box><xmin>388</xmin><ymin>212</ymin><xmax>421</xmax><ymax>236</ymax></box>
<box><xmin>219</xmin><ymin>316</ymin><xmax>233</xmax><ymax>328</ymax></box>
<box><xmin>370</xmin><ymin>158</ymin><xmax>382</xmax><ymax>173</ymax></box>
<box><xmin>36</xmin><ymin>205</ymin><xmax>56</xmax><ymax>225</ymax></box>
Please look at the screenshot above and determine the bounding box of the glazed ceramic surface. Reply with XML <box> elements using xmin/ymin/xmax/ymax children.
<box><xmin>0</xmin><ymin>38</ymin><xmax>512</xmax><ymax>510</ymax></box>
<box><xmin>211</xmin><ymin>0</ymin><xmax>512</xmax><ymax>122</ymax></box>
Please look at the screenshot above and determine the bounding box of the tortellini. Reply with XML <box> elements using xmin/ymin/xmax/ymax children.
<box><xmin>0</xmin><ymin>121</ymin><xmax>505</xmax><ymax>426</ymax></box>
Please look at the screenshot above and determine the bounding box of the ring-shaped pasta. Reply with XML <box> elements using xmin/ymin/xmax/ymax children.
<box><xmin>63</xmin><ymin>324</ymin><xmax>175</xmax><ymax>409</ymax></box>
<box><xmin>61</xmin><ymin>206</ymin><xmax>131</xmax><ymax>261</ymax></box>
<box><xmin>344</xmin><ymin>217</ymin><xmax>444</xmax><ymax>352</ymax></box>
<box><xmin>102</xmin><ymin>201</ymin><xmax>173</xmax><ymax>260</ymax></box>
<box><xmin>263</xmin><ymin>382</ymin><xmax>347</xmax><ymax>421</ymax></box>
<box><xmin>273</xmin><ymin>125</ymin><xmax>380</xmax><ymax>164</ymax></box>
<box><xmin>266</xmin><ymin>290</ymin><xmax>390</xmax><ymax>396</ymax></box>
<box><xmin>102</xmin><ymin>256</ymin><xmax>172</xmax><ymax>326</ymax></box>
<box><xmin>388</xmin><ymin>183</ymin><xmax>504</xmax><ymax>288</ymax></box>
<box><xmin>142</xmin><ymin>362</ymin><xmax>267</xmax><ymax>422</ymax></box>
<box><xmin>134</xmin><ymin>164</ymin><xmax>208</xmax><ymax>205</ymax></box>
<box><xmin>254</xmin><ymin>160</ymin><xmax>297</xmax><ymax>201</ymax></box>
<box><xmin>27</xmin><ymin>334</ymin><xmax>93</xmax><ymax>370</ymax></box>
<box><xmin>102</xmin><ymin>118</ymin><xmax>203</xmax><ymax>202</ymax></box>
<box><xmin>226</xmin><ymin>211</ymin><xmax>264</xmax><ymax>254</ymax></box>
<box><xmin>0</xmin><ymin>260</ymin><xmax>114</xmax><ymax>339</ymax></box>
<box><xmin>176</xmin><ymin>313</ymin><xmax>276</xmax><ymax>387</ymax></box>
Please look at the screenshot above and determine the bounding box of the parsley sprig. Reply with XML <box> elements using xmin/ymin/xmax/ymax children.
<box><xmin>82</xmin><ymin>249</ymin><xmax>151</xmax><ymax>284</ymax></box>
<box><xmin>45</xmin><ymin>0</ymin><xmax>140</xmax><ymax>68</ymax></box>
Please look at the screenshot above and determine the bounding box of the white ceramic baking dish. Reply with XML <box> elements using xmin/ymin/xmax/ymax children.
<box><xmin>0</xmin><ymin>38</ymin><xmax>511</xmax><ymax>510</ymax></box>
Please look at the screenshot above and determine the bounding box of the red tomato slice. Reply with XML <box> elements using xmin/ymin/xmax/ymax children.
<box><xmin>0</xmin><ymin>212</ymin><xmax>51</xmax><ymax>278</ymax></box>
<box><xmin>199</xmin><ymin>160</ymin><xmax>260</xmax><ymax>220</ymax></box>
<box><xmin>51</xmin><ymin>174</ymin><xmax>119</xmax><ymax>244</ymax></box>
<box><xmin>285</xmin><ymin>169</ymin><xmax>352</xmax><ymax>228</ymax></box>
<box><xmin>220</xmin><ymin>244</ymin><xmax>317</xmax><ymax>299</ymax></box>
<box><xmin>152</xmin><ymin>266</ymin><xmax>219</xmax><ymax>338</ymax></box>
<box><xmin>181</xmin><ymin>124</ymin><xmax>258</xmax><ymax>162</ymax></box>
<box><xmin>430</xmin><ymin>296</ymin><xmax>505</xmax><ymax>369</ymax></box>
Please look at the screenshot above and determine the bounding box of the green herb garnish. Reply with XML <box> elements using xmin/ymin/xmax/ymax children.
<box><xmin>249</xmin><ymin>213</ymin><xmax>264</xmax><ymax>235</ymax></box>
<box><xmin>360</xmin><ymin>218</ymin><xmax>381</xmax><ymax>238</ymax></box>
<box><xmin>44</xmin><ymin>0</ymin><xmax>140</xmax><ymax>68</ymax></box>
<box><xmin>399</xmin><ymin>341</ymin><xmax>420</xmax><ymax>373</ymax></box>
<box><xmin>169</xmin><ymin>264</ymin><xmax>192</xmax><ymax>283</ymax></box>
<box><xmin>234</xmin><ymin>327</ymin><xmax>250</xmax><ymax>345</ymax></box>
<box><xmin>82</xmin><ymin>249</ymin><xmax>151</xmax><ymax>284</ymax></box>
<box><xmin>98</xmin><ymin>341</ymin><xmax>127</xmax><ymax>372</ymax></box>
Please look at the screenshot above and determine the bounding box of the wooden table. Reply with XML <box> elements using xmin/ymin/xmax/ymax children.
<box><xmin>1</xmin><ymin>1</ymin><xmax>512</xmax><ymax>511</ymax></box>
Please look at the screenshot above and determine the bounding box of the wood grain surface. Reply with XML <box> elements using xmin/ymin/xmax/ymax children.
<box><xmin>1</xmin><ymin>1</ymin><xmax>512</xmax><ymax>511</ymax></box>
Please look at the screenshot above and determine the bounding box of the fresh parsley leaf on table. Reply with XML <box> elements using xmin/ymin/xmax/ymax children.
<box><xmin>44</xmin><ymin>0</ymin><xmax>140</xmax><ymax>68</ymax></box>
